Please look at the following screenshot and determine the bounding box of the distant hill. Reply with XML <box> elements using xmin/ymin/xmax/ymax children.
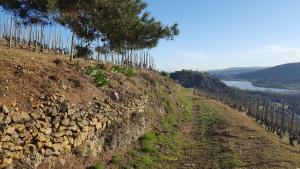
<box><xmin>235</xmin><ymin>62</ymin><xmax>300</xmax><ymax>90</ymax></box>
<box><xmin>208</xmin><ymin>67</ymin><xmax>265</xmax><ymax>76</ymax></box>
<box><xmin>170</xmin><ymin>70</ymin><xmax>227</xmax><ymax>91</ymax></box>
<box><xmin>236</xmin><ymin>63</ymin><xmax>300</xmax><ymax>82</ymax></box>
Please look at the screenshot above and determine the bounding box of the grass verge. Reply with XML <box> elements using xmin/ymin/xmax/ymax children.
<box><xmin>110</xmin><ymin>87</ymin><xmax>194</xmax><ymax>169</ymax></box>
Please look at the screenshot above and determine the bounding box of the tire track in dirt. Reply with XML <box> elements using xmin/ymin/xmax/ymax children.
<box><xmin>177</xmin><ymin>98</ymin><xmax>242</xmax><ymax>169</ymax></box>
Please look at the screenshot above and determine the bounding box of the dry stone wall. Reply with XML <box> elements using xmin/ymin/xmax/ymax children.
<box><xmin>0</xmin><ymin>93</ymin><xmax>149</xmax><ymax>168</ymax></box>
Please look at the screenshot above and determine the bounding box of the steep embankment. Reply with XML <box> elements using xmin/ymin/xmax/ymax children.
<box><xmin>0</xmin><ymin>47</ymin><xmax>182</xmax><ymax>168</ymax></box>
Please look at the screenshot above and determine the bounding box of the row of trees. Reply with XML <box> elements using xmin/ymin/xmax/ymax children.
<box><xmin>199</xmin><ymin>87</ymin><xmax>300</xmax><ymax>146</ymax></box>
<box><xmin>0</xmin><ymin>16</ymin><xmax>156</xmax><ymax>69</ymax></box>
<box><xmin>0</xmin><ymin>0</ymin><xmax>179</xmax><ymax>67</ymax></box>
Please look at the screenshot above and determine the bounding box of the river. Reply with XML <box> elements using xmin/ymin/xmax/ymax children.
<box><xmin>222</xmin><ymin>80</ymin><xmax>300</xmax><ymax>94</ymax></box>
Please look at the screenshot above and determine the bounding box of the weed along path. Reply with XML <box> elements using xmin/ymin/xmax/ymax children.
<box><xmin>179</xmin><ymin>96</ymin><xmax>300</xmax><ymax>169</ymax></box>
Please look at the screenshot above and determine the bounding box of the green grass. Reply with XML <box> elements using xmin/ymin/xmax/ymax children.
<box><xmin>196</xmin><ymin>100</ymin><xmax>244</xmax><ymax>168</ymax></box>
<box><xmin>89</xmin><ymin>163</ymin><xmax>105</xmax><ymax>169</ymax></box>
<box><xmin>112</xmin><ymin>65</ymin><xmax>136</xmax><ymax>77</ymax></box>
<box><xmin>73</xmin><ymin>60</ymin><xmax>81</xmax><ymax>68</ymax></box>
<box><xmin>110</xmin><ymin>87</ymin><xmax>194</xmax><ymax>169</ymax></box>
<box><xmin>108</xmin><ymin>87</ymin><xmax>243</xmax><ymax>168</ymax></box>
<box><xmin>140</xmin><ymin>132</ymin><xmax>157</xmax><ymax>153</ymax></box>
<box><xmin>89</xmin><ymin>65</ymin><xmax>109</xmax><ymax>86</ymax></box>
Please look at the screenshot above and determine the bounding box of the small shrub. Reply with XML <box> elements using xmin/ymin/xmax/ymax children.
<box><xmin>90</xmin><ymin>65</ymin><xmax>109</xmax><ymax>86</ymax></box>
<box><xmin>75</xmin><ymin>45</ymin><xmax>93</xmax><ymax>59</ymax></box>
<box><xmin>140</xmin><ymin>132</ymin><xmax>157</xmax><ymax>153</ymax></box>
<box><xmin>0</xmin><ymin>85</ymin><xmax>7</xmax><ymax>96</ymax></box>
<box><xmin>142</xmin><ymin>132</ymin><xmax>156</xmax><ymax>141</ymax></box>
<box><xmin>74</xmin><ymin>60</ymin><xmax>81</xmax><ymax>68</ymax></box>
<box><xmin>93</xmin><ymin>163</ymin><xmax>105</xmax><ymax>169</ymax></box>
<box><xmin>112</xmin><ymin>65</ymin><xmax>136</xmax><ymax>77</ymax></box>
<box><xmin>111</xmin><ymin>155</ymin><xmax>123</xmax><ymax>164</ymax></box>
<box><xmin>140</xmin><ymin>156</ymin><xmax>156</xmax><ymax>168</ymax></box>
<box><xmin>160</xmin><ymin>71</ymin><xmax>169</xmax><ymax>77</ymax></box>
<box><xmin>73</xmin><ymin>145</ymin><xmax>88</xmax><ymax>157</ymax></box>
<box><xmin>53</xmin><ymin>59</ymin><xmax>63</xmax><ymax>65</ymax></box>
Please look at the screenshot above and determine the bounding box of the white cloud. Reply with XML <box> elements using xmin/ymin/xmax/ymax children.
<box><xmin>253</xmin><ymin>45</ymin><xmax>300</xmax><ymax>55</ymax></box>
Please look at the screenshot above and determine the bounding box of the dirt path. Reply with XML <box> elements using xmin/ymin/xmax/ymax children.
<box><xmin>177</xmin><ymin>97</ymin><xmax>300</xmax><ymax>169</ymax></box>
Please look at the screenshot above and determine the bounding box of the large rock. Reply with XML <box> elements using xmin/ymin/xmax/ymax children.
<box><xmin>0</xmin><ymin>113</ymin><xmax>4</xmax><ymax>121</ymax></box>
<box><xmin>59</xmin><ymin>102</ymin><xmax>68</xmax><ymax>112</ymax></box>
<box><xmin>30</xmin><ymin>111</ymin><xmax>41</xmax><ymax>120</ymax></box>
<box><xmin>14</xmin><ymin>124</ymin><xmax>26</xmax><ymax>132</ymax></box>
<box><xmin>5</xmin><ymin>127</ymin><xmax>15</xmax><ymax>135</ymax></box>
<box><xmin>61</xmin><ymin>118</ymin><xmax>70</xmax><ymax>126</ymax></box>
<box><xmin>53</xmin><ymin>131</ymin><xmax>65</xmax><ymax>138</ymax></box>
<box><xmin>40</xmin><ymin>127</ymin><xmax>52</xmax><ymax>135</ymax></box>
<box><xmin>1</xmin><ymin>158</ymin><xmax>13</xmax><ymax>168</ymax></box>
<box><xmin>45</xmin><ymin>149</ymin><xmax>54</xmax><ymax>157</ymax></box>
<box><xmin>4</xmin><ymin>115</ymin><xmax>11</xmax><ymax>124</ymax></box>
<box><xmin>36</xmin><ymin>133</ymin><xmax>47</xmax><ymax>142</ymax></box>
<box><xmin>1</xmin><ymin>135</ymin><xmax>11</xmax><ymax>142</ymax></box>
<box><xmin>0</xmin><ymin>105</ymin><xmax>9</xmax><ymax>114</ymax></box>
<box><xmin>2</xmin><ymin>142</ymin><xmax>14</xmax><ymax>150</ymax></box>
<box><xmin>52</xmin><ymin>143</ymin><xmax>61</xmax><ymax>152</ymax></box>
<box><xmin>11</xmin><ymin>112</ymin><xmax>31</xmax><ymax>122</ymax></box>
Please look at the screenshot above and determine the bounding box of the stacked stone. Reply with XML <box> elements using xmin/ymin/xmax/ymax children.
<box><xmin>0</xmin><ymin>94</ymin><xmax>148</xmax><ymax>168</ymax></box>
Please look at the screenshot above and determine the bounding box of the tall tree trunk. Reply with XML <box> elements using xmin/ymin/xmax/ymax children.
<box><xmin>40</xmin><ymin>25</ymin><xmax>44</xmax><ymax>52</ymax></box>
<box><xmin>28</xmin><ymin>25</ymin><xmax>32</xmax><ymax>47</ymax></box>
<box><xmin>70</xmin><ymin>32</ymin><xmax>76</xmax><ymax>61</ymax></box>
<box><xmin>14</xmin><ymin>22</ymin><xmax>17</xmax><ymax>47</ymax></box>
<box><xmin>9</xmin><ymin>13</ymin><xmax>13</xmax><ymax>48</ymax></box>
<box><xmin>289</xmin><ymin>104</ymin><xmax>295</xmax><ymax>146</ymax></box>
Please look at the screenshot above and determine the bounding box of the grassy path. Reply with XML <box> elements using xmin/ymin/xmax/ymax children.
<box><xmin>176</xmin><ymin>97</ymin><xmax>243</xmax><ymax>169</ymax></box>
<box><xmin>107</xmin><ymin>89</ymin><xmax>300</xmax><ymax>169</ymax></box>
<box><xmin>185</xmin><ymin>97</ymin><xmax>300</xmax><ymax>169</ymax></box>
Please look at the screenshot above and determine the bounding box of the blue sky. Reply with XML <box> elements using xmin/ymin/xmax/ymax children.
<box><xmin>146</xmin><ymin>0</ymin><xmax>300</xmax><ymax>71</ymax></box>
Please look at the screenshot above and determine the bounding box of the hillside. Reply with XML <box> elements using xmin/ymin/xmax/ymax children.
<box><xmin>170</xmin><ymin>70</ymin><xmax>227</xmax><ymax>91</ymax></box>
<box><xmin>0</xmin><ymin>48</ymin><xmax>299</xmax><ymax>169</ymax></box>
<box><xmin>208</xmin><ymin>67</ymin><xmax>264</xmax><ymax>76</ymax></box>
<box><xmin>236</xmin><ymin>62</ymin><xmax>300</xmax><ymax>82</ymax></box>
<box><xmin>0</xmin><ymin>47</ymin><xmax>182</xmax><ymax>168</ymax></box>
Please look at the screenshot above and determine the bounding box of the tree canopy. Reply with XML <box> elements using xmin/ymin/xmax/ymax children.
<box><xmin>0</xmin><ymin>0</ymin><xmax>52</xmax><ymax>24</ymax></box>
<box><xmin>0</xmin><ymin>0</ymin><xmax>179</xmax><ymax>52</ymax></box>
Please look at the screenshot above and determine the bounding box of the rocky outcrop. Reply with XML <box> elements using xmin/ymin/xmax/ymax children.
<box><xmin>0</xmin><ymin>93</ymin><xmax>149</xmax><ymax>168</ymax></box>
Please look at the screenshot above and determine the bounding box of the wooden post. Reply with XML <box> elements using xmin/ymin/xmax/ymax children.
<box><xmin>40</xmin><ymin>25</ymin><xmax>44</xmax><ymax>52</ymax></box>
<box><xmin>97</xmin><ymin>37</ymin><xmax>100</xmax><ymax>62</ymax></box>
<box><xmin>270</xmin><ymin>103</ymin><xmax>275</xmax><ymax>132</ymax></box>
<box><xmin>28</xmin><ymin>25</ymin><xmax>32</xmax><ymax>48</ymax></box>
<box><xmin>70</xmin><ymin>31</ymin><xmax>76</xmax><ymax>61</ymax></box>
<box><xmin>289</xmin><ymin>103</ymin><xmax>296</xmax><ymax>146</ymax></box>
<box><xmin>13</xmin><ymin>22</ymin><xmax>17</xmax><ymax>47</ymax></box>
<box><xmin>9</xmin><ymin>13</ymin><xmax>13</xmax><ymax>48</ymax></box>
<box><xmin>264</xmin><ymin>100</ymin><xmax>269</xmax><ymax>126</ymax></box>
<box><xmin>279</xmin><ymin>102</ymin><xmax>285</xmax><ymax>137</ymax></box>
<box><xmin>256</xmin><ymin>98</ymin><xmax>260</xmax><ymax>122</ymax></box>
